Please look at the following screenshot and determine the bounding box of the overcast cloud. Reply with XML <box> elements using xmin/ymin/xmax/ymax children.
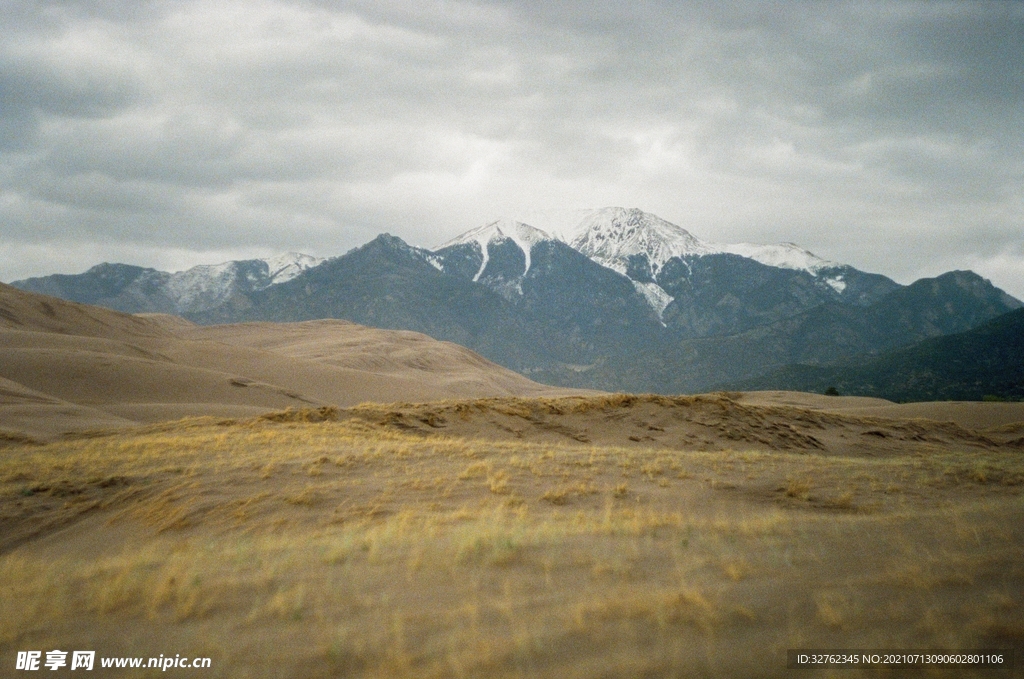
<box><xmin>1</xmin><ymin>0</ymin><xmax>1022</xmax><ymax>297</ymax></box>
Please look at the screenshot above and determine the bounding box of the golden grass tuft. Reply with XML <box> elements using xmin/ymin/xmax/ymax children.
<box><xmin>259</xmin><ymin>406</ymin><xmax>341</xmax><ymax>423</ymax></box>
<box><xmin>784</xmin><ymin>477</ymin><xmax>812</xmax><ymax>500</ymax></box>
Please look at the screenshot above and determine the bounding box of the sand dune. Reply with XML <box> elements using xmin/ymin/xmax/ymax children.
<box><xmin>166</xmin><ymin>318</ymin><xmax>566</xmax><ymax>397</ymax></box>
<box><xmin>335</xmin><ymin>393</ymin><xmax>1021</xmax><ymax>460</ymax></box>
<box><xmin>0</xmin><ymin>284</ymin><xmax>584</xmax><ymax>440</ymax></box>
<box><xmin>0</xmin><ymin>284</ymin><xmax>168</xmax><ymax>341</ymax></box>
<box><xmin>0</xmin><ymin>376</ymin><xmax>137</xmax><ymax>441</ymax></box>
<box><xmin>731</xmin><ymin>390</ymin><xmax>895</xmax><ymax>411</ymax></box>
<box><xmin>2</xmin><ymin>283</ymin><xmax>1020</xmax><ymax>443</ymax></box>
<box><xmin>735</xmin><ymin>390</ymin><xmax>1024</xmax><ymax>429</ymax></box>
<box><xmin>820</xmin><ymin>400</ymin><xmax>1024</xmax><ymax>430</ymax></box>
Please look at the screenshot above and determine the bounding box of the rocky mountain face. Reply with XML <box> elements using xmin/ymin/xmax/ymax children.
<box><xmin>11</xmin><ymin>253</ymin><xmax>322</xmax><ymax>315</ymax></box>
<box><xmin>620</xmin><ymin>269</ymin><xmax>1020</xmax><ymax>394</ymax></box>
<box><xmin>189</xmin><ymin>235</ymin><xmax>544</xmax><ymax>369</ymax></box>
<box><xmin>432</xmin><ymin>210</ymin><xmax>904</xmax><ymax>339</ymax></box>
<box><xmin>728</xmin><ymin>307</ymin><xmax>1024</xmax><ymax>402</ymax></box>
<box><xmin>11</xmin><ymin>209</ymin><xmax>1022</xmax><ymax>396</ymax></box>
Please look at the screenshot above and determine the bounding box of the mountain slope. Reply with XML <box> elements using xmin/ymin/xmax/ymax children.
<box><xmin>522</xmin><ymin>269</ymin><xmax>1022</xmax><ymax>395</ymax></box>
<box><xmin>554</xmin><ymin>207</ymin><xmax>899</xmax><ymax>316</ymax></box>
<box><xmin>187</xmin><ymin>235</ymin><xmax>546</xmax><ymax>369</ymax></box>
<box><xmin>191</xmin><ymin>234</ymin><xmax>670</xmax><ymax>377</ymax></box>
<box><xmin>516</xmin><ymin>240</ymin><xmax>668</xmax><ymax>366</ymax></box>
<box><xmin>645</xmin><ymin>270</ymin><xmax>1023</xmax><ymax>392</ymax></box>
<box><xmin>761</xmin><ymin>269</ymin><xmax>1022</xmax><ymax>365</ymax></box>
<box><xmin>658</xmin><ymin>255</ymin><xmax>862</xmax><ymax>338</ymax></box>
<box><xmin>729</xmin><ymin>307</ymin><xmax>1024</xmax><ymax>401</ymax></box>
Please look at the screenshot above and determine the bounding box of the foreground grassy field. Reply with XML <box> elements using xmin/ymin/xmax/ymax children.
<box><xmin>2</xmin><ymin>396</ymin><xmax>1023</xmax><ymax>677</ymax></box>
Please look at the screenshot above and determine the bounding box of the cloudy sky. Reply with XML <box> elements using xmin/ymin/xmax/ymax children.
<box><xmin>2</xmin><ymin>0</ymin><xmax>1022</xmax><ymax>297</ymax></box>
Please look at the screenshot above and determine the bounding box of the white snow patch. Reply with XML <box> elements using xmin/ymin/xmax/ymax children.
<box><xmin>262</xmin><ymin>252</ymin><xmax>324</xmax><ymax>284</ymax></box>
<box><xmin>438</xmin><ymin>219</ymin><xmax>554</xmax><ymax>278</ymax></box>
<box><xmin>473</xmin><ymin>241</ymin><xmax>489</xmax><ymax>282</ymax></box>
<box><xmin>163</xmin><ymin>262</ymin><xmax>238</xmax><ymax>312</ymax></box>
<box><xmin>824</xmin><ymin>275</ymin><xmax>847</xmax><ymax>293</ymax></box>
<box><xmin>718</xmin><ymin>242</ymin><xmax>837</xmax><ymax>275</ymax></box>
<box><xmin>631</xmin><ymin>281</ymin><xmax>673</xmax><ymax>323</ymax></box>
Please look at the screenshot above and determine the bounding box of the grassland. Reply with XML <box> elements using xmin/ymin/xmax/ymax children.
<box><xmin>2</xmin><ymin>396</ymin><xmax>1023</xmax><ymax>678</ymax></box>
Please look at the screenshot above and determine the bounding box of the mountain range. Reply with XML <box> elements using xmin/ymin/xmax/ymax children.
<box><xmin>12</xmin><ymin>207</ymin><xmax>1022</xmax><ymax>399</ymax></box>
<box><xmin>12</xmin><ymin>252</ymin><xmax>323</xmax><ymax>315</ymax></box>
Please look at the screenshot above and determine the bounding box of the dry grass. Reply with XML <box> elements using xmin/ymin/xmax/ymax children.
<box><xmin>1</xmin><ymin>405</ymin><xmax>1023</xmax><ymax>678</ymax></box>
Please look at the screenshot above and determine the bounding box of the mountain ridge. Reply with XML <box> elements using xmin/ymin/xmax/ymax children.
<box><xmin>9</xmin><ymin>208</ymin><xmax>1021</xmax><ymax>398</ymax></box>
<box><xmin>11</xmin><ymin>253</ymin><xmax>323</xmax><ymax>315</ymax></box>
<box><xmin>432</xmin><ymin>207</ymin><xmax>864</xmax><ymax>319</ymax></box>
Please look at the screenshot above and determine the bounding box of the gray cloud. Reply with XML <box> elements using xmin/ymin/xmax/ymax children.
<box><xmin>1</xmin><ymin>0</ymin><xmax>1022</xmax><ymax>298</ymax></box>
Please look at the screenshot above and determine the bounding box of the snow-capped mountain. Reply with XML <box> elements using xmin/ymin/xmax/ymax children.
<box><xmin>501</xmin><ymin>206</ymin><xmax>837</xmax><ymax>272</ymax></box>
<box><xmin>718</xmin><ymin>242</ymin><xmax>836</xmax><ymax>275</ymax></box>
<box><xmin>553</xmin><ymin>207</ymin><xmax>848</xmax><ymax>292</ymax></box>
<box><xmin>162</xmin><ymin>253</ymin><xmax>325</xmax><ymax>312</ymax></box>
<box><xmin>182</xmin><ymin>231</ymin><xmax>1018</xmax><ymax>396</ymax></box>
<box><xmin>437</xmin><ymin>207</ymin><xmax>870</xmax><ymax>319</ymax></box>
<box><xmin>438</xmin><ymin>219</ymin><xmax>555</xmax><ymax>281</ymax></box>
<box><xmin>568</xmin><ymin>208</ymin><xmax>718</xmax><ymax>277</ymax></box>
<box><xmin>564</xmin><ymin>208</ymin><xmax>725</xmax><ymax>319</ymax></box>
<box><xmin>12</xmin><ymin>253</ymin><xmax>325</xmax><ymax>315</ymax></box>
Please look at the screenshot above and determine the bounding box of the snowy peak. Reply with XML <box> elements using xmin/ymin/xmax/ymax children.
<box><xmin>169</xmin><ymin>252</ymin><xmax>322</xmax><ymax>294</ymax></box>
<box><xmin>566</xmin><ymin>207</ymin><xmax>836</xmax><ymax>278</ymax></box>
<box><xmin>569</xmin><ymin>207</ymin><xmax>718</xmax><ymax>276</ymax></box>
<box><xmin>716</xmin><ymin>241</ymin><xmax>849</xmax><ymax>293</ymax></box>
<box><xmin>719</xmin><ymin>242</ymin><xmax>837</xmax><ymax>275</ymax></box>
<box><xmin>439</xmin><ymin>219</ymin><xmax>554</xmax><ymax>254</ymax></box>
<box><xmin>438</xmin><ymin>219</ymin><xmax>555</xmax><ymax>282</ymax></box>
<box><xmin>435</xmin><ymin>207</ymin><xmax>887</xmax><ymax>319</ymax></box>
<box><xmin>161</xmin><ymin>252</ymin><xmax>324</xmax><ymax>312</ymax></box>
<box><xmin>262</xmin><ymin>252</ymin><xmax>325</xmax><ymax>284</ymax></box>
<box><xmin>168</xmin><ymin>253</ymin><xmax>322</xmax><ymax>287</ymax></box>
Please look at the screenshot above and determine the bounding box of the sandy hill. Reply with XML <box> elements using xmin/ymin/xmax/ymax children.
<box><xmin>0</xmin><ymin>284</ymin><xmax>585</xmax><ymax>441</ymax></box>
<box><xmin>3</xmin><ymin>283</ymin><xmax>1021</xmax><ymax>444</ymax></box>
